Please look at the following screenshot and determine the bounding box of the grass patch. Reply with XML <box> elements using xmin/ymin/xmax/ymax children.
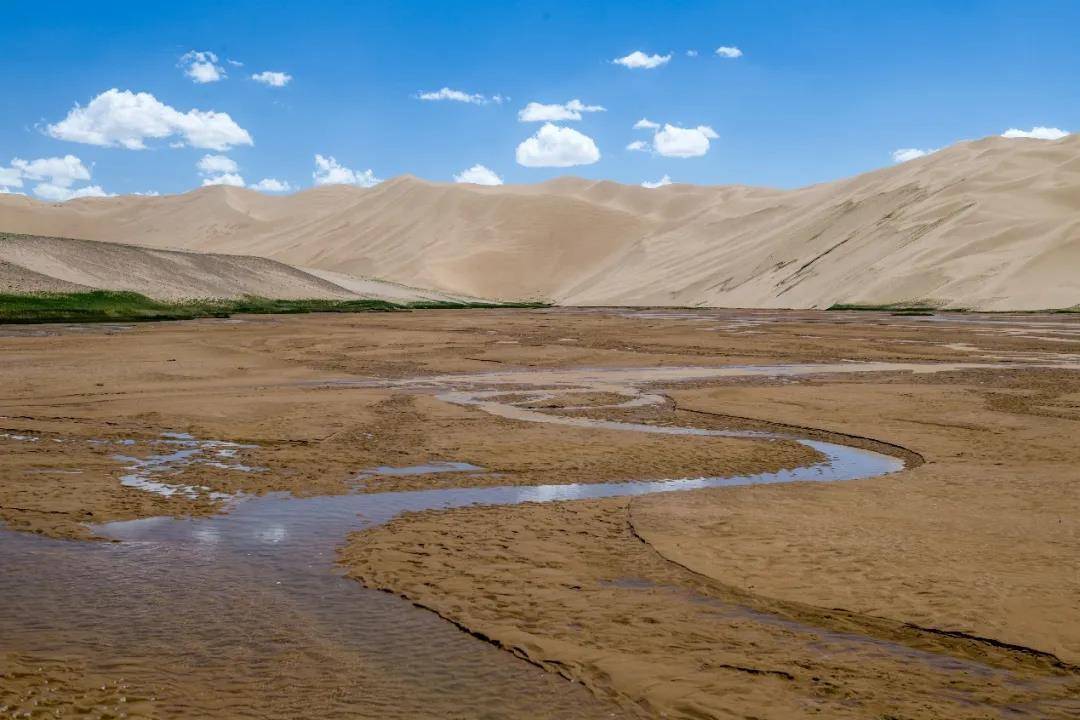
<box><xmin>0</xmin><ymin>291</ymin><xmax>548</xmax><ymax>324</ymax></box>
<box><xmin>826</xmin><ymin>302</ymin><xmax>946</xmax><ymax>313</ymax></box>
<box><xmin>830</xmin><ymin>303</ymin><xmax>1080</xmax><ymax>315</ymax></box>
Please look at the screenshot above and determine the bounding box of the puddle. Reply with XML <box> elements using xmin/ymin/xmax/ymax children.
<box><xmin>112</xmin><ymin>435</ymin><xmax>263</xmax><ymax>499</ymax></box>
<box><xmin>3</xmin><ymin>431</ymin><xmax>263</xmax><ymax>500</ymax></box>
<box><xmin>350</xmin><ymin>461</ymin><xmax>490</xmax><ymax>489</ymax></box>
<box><xmin>0</xmin><ymin>432</ymin><xmax>40</xmax><ymax>442</ymax></box>
<box><xmin>355</xmin><ymin>461</ymin><xmax>486</xmax><ymax>477</ymax></box>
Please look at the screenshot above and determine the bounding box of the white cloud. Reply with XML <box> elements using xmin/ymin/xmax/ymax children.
<box><xmin>518</xmin><ymin>99</ymin><xmax>606</xmax><ymax>123</ymax></box>
<box><xmin>686</xmin><ymin>50</ymin><xmax>699</xmax><ymax>57</ymax></box>
<box><xmin>196</xmin><ymin>154</ymin><xmax>239</xmax><ymax>175</ymax></box>
<box><xmin>642</xmin><ymin>174</ymin><xmax>673</xmax><ymax>189</ymax></box>
<box><xmin>196</xmin><ymin>154</ymin><xmax>245</xmax><ymax>187</ymax></box>
<box><xmin>626</xmin><ymin>140</ymin><xmax>649</xmax><ymax>152</ymax></box>
<box><xmin>9</xmin><ymin>155</ymin><xmax>91</xmax><ymax>189</ymax></box>
<box><xmin>252</xmin><ymin>71</ymin><xmax>292</xmax><ymax>87</ymax></box>
<box><xmin>1</xmin><ymin>154</ymin><xmax>109</xmax><ymax>200</ymax></box>
<box><xmin>250</xmin><ymin>178</ymin><xmax>292</xmax><ymax>193</ymax></box>
<box><xmin>891</xmin><ymin>147</ymin><xmax>938</xmax><ymax>163</ymax></box>
<box><xmin>453</xmin><ymin>164</ymin><xmax>503</xmax><ymax>185</ymax></box>
<box><xmin>515</xmin><ymin>123</ymin><xmax>601</xmax><ymax>168</ymax></box>
<box><xmin>613</xmin><ymin>51</ymin><xmax>672</xmax><ymax>69</ymax></box>
<box><xmin>34</xmin><ymin>183</ymin><xmax>110</xmax><ymax>201</ymax></box>
<box><xmin>416</xmin><ymin>87</ymin><xmax>504</xmax><ymax>105</ymax></box>
<box><xmin>46</xmin><ymin>89</ymin><xmax>254</xmax><ymax>151</ymax></box>
<box><xmin>1001</xmin><ymin>126</ymin><xmax>1069</xmax><ymax>140</ymax></box>
<box><xmin>202</xmin><ymin>172</ymin><xmax>246</xmax><ymax>187</ymax></box>
<box><xmin>227</xmin><ymin>59</ymin><xmax>244</xmax><ymax>67</ymax></box>
<box><xmin>195</xmin><ymin>156</ymin><xmax>290</xmax><ymax>193</ymax></box>
<box><xmin>653</xmin><ymin>124</ymin><xmax>718</xmax><ymax>158</ymax></box>
<box><xmin>633</xmin><ymin>118</ymin><xmax>660</xmax><ymax>130</ymax></box>
<box><xmin>715</xmin><ymin>46</ymin><xmax>743</xmax><ymax>58</ymax></box>
<box><xmin>11</xmin><ymin>155</ymin><xmax>91</xmax><ymax>186</ymax></box>
<box><xmin>313</xmin><ymin>154</ymin><xmax>381</xmax><ymax>187</ymax></box>
<box><xmin>0</xmin><ymin>165</ymin><xmax>23</xmax><ymax>188</ymax></box>
<box><xmin>179</xmin><ymin>50</ymin><xmax>225</xmax><ymax>83</ymax></box>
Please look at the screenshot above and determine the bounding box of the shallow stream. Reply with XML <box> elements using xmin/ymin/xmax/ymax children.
<box><xmin>0</xmin><ymin>362</ymin><xmax>1048</xmax><ymax>717</ymax></box>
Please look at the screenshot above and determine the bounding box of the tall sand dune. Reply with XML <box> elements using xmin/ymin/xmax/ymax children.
<box><xmin>1</xmin><ymin>135</ymin><xmax>1077</xmax><ymax>310</ymax></box>
<box><xmin>0</xmin><ymin>234</ymin><xmax>474</xmax><ymax>303</ymax></box>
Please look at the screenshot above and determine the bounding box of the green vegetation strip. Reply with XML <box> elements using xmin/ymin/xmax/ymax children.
<box><xmin>826</xmin><ymin>303</ymin><xmax>945</xmax><ymax>313</ymax></box>
<box><xmin>828</xmin><ymin>303</ymin><xmax>1079</xmax><ymax>315</ymax></box>
<box><xmin>0</xmin><ymin>291</ymin><xmax>546</xmax><ymax>324</ymax></box>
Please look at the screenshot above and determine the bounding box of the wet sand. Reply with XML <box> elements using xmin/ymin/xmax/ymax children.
<box><xmin>2</xmin><ymin>308</ymin><xmax>1079</xmax><ymax>717</ymax></box>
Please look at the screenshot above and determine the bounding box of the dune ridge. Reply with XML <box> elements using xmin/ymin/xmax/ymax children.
<box><xmin>1</xmin><ymin>135</ymin><xmax>1078</xmax><ymax>310</ymax></box>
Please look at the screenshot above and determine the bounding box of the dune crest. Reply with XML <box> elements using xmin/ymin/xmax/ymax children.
<box><xmin>1</xmin><ymin>135</ymin><xmax>1078</xmax><ymax>310</ymax></box>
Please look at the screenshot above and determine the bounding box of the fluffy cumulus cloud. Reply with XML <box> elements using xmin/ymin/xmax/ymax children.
<box><xmin>416</xmin><ymin>87</ymin><xmax>504</xmax><ymax>105</ymax></box>
<box><xmin>631</xmin><ymin>121</ymin><xmax>718</xmax><ymax>158</ymax></box>
<box><xmin>196</xmin><ymin>154</ymin><xmax>239</xmax><ymax>175</ymax></box>
<box><xmin>46</xmin><ymin>89</ymin><xmax>254</xmax><ymax>151</ymax></box>
<box><xmin>891</xmin><ymin>147</ymin><xmax>938</xmax><ymax>163</ymax></box>
<box><xmin>250</xmin><ymin>178</ymin><xmax>292</xmax><ymax>193</ymax></box>
<box><xmin>202</xmin><ymin>172</ymin><xmax>246</xmax><ymax>187</ymax></box>
<box><xmin>0</xmin><ymin>154</ymin><xmax>111</xmax><ymax>201</ymax></box>
<box><xmin>1001</xmin><ymin>126</ymin><xmax>1069</xmax><ymax>140</ymax></box>
<box><xmin>518</xmin><ymin>99</ymin><xmax>605</xmax><ymax>123</ymax></box>
<box><xmin>12</xmin><ymin>155</ymin><xmax>91</xmax><ymax>185</ymax></box>
<box><xmin>313</xmin><ymin>154</ymin><xmax>381</xmax><ymax>187</ymax></box>
<box><xmin>34</xmin><ymin>184</ymin><xmax>110</xmax><ymax>201</ymax></box>
<box><xmin>196</xmin><ymin>154</ymin><xmax>245</xmax><ymax>186</ymax></box>
<box><xmin>515</xmin><ymin>123</ymin><xmax>601</xmax><ymax>167</ymax></box>
<box><xmin>179</xmin><ymin>50</ymin><xmax>226</xmax><ymax>83</ymax></box>
<box><xmin>641</xmin><ymin>174</ymin><xmax>673</xmax><ymax>189</ymax></box>
<box><xmin>453</xmin><ymin>164</ymin><xmax>503</xmax><ymax>185</ymax></box>
<box><xmin>0</xmin><ymin>165</ymin><xmax>22</xmax><ymax>188</ymax></box>
<box><xmin>194</xmin><ymin>155</ymin><xmax>292</xmax><ymax>192</ymax></box>
<box><xmin>613</xmin><ymin>51</ymin><xmax>672</xmax><ymax>69</ymax></box>
<box><xmin>715</xmin><ymin>46</ymin><xmax>743</xmax><ymax>58</ymax></box>
<box><xmin>252</xmin><ymin>71</ymin><xmax>292</xmax><ymax>87</ymax></box>
<box><xmin>652</xmin><ymin>124</ymin><xmax>718</xmax><ymax>158</ymax></box>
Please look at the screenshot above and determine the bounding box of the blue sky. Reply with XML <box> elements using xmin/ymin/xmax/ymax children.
<box><xmin>2</xmin><ymin>0</ymin><xmax>1078</xmax><ymax>198</ymax></box>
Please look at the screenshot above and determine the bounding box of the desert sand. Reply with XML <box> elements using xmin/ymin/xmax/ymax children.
<box><xmin>1</xmin><ymin>308</ymin><xmax>1079</xmax><ymax>717</ymax></box>
<box><xmin>1</xmin><ymin>135</ymin><xmax>1079</xmax><ymax>309</ymax></box>
<box><xmin>0</xmin><ymin>232</ymin><xmax>475</xmax><ymax>302</ymax></box>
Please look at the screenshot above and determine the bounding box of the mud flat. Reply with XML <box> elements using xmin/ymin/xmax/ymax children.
<box><xmin>2</xmin><ymin>308</ymin><xmax>1079</xmax><ymax>717</ymax></box>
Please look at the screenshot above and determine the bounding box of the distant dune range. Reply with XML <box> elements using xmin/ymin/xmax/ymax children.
<box><xmin>1</xmin><ymin>135</ymin><xmax>1078</xmax><ymax>310</ymax></box>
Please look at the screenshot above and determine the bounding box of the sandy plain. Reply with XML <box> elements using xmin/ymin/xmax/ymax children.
<box><xmin>1</xmin><ymin>307</ymin><xmax>1078</xmax><ymax>718</ymax></box>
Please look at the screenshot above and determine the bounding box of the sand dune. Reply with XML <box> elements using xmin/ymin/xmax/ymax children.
<box><xmin>0</xmin><ymin>233</ymin><xmax>473</xmax><ymax>302</ymax></box>
<box><xmin>1</xmin><ymin>135</ymin><xmax>1077</xmax><ymax>309</ymax></box>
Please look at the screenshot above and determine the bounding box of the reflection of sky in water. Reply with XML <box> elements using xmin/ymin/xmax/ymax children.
<box><xmin>256</xmin><ymin>526</ymin><xmax>287</xmax><ymax>544</ymax></box>
<box><xmin>192</xmin><ymin>525</ymin><xmax>221</xmax><ymax>544</ymax></box>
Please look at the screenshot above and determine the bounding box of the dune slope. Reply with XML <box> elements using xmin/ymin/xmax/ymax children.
<box><xmin>1</xmin><ymin>135</ymin><xmax>1077</xmax><ymax>309</ymax></box>
<box><xmin>0</xmin><ymin>234</ymin><xmax>474</xmax><ymax>302</ymax></box>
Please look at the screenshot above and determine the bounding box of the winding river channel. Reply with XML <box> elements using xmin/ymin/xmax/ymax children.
<box><xmin>0</xmin><ymin>362</ymin><xmax>1064</xmax><ymax>717</ymax></box>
